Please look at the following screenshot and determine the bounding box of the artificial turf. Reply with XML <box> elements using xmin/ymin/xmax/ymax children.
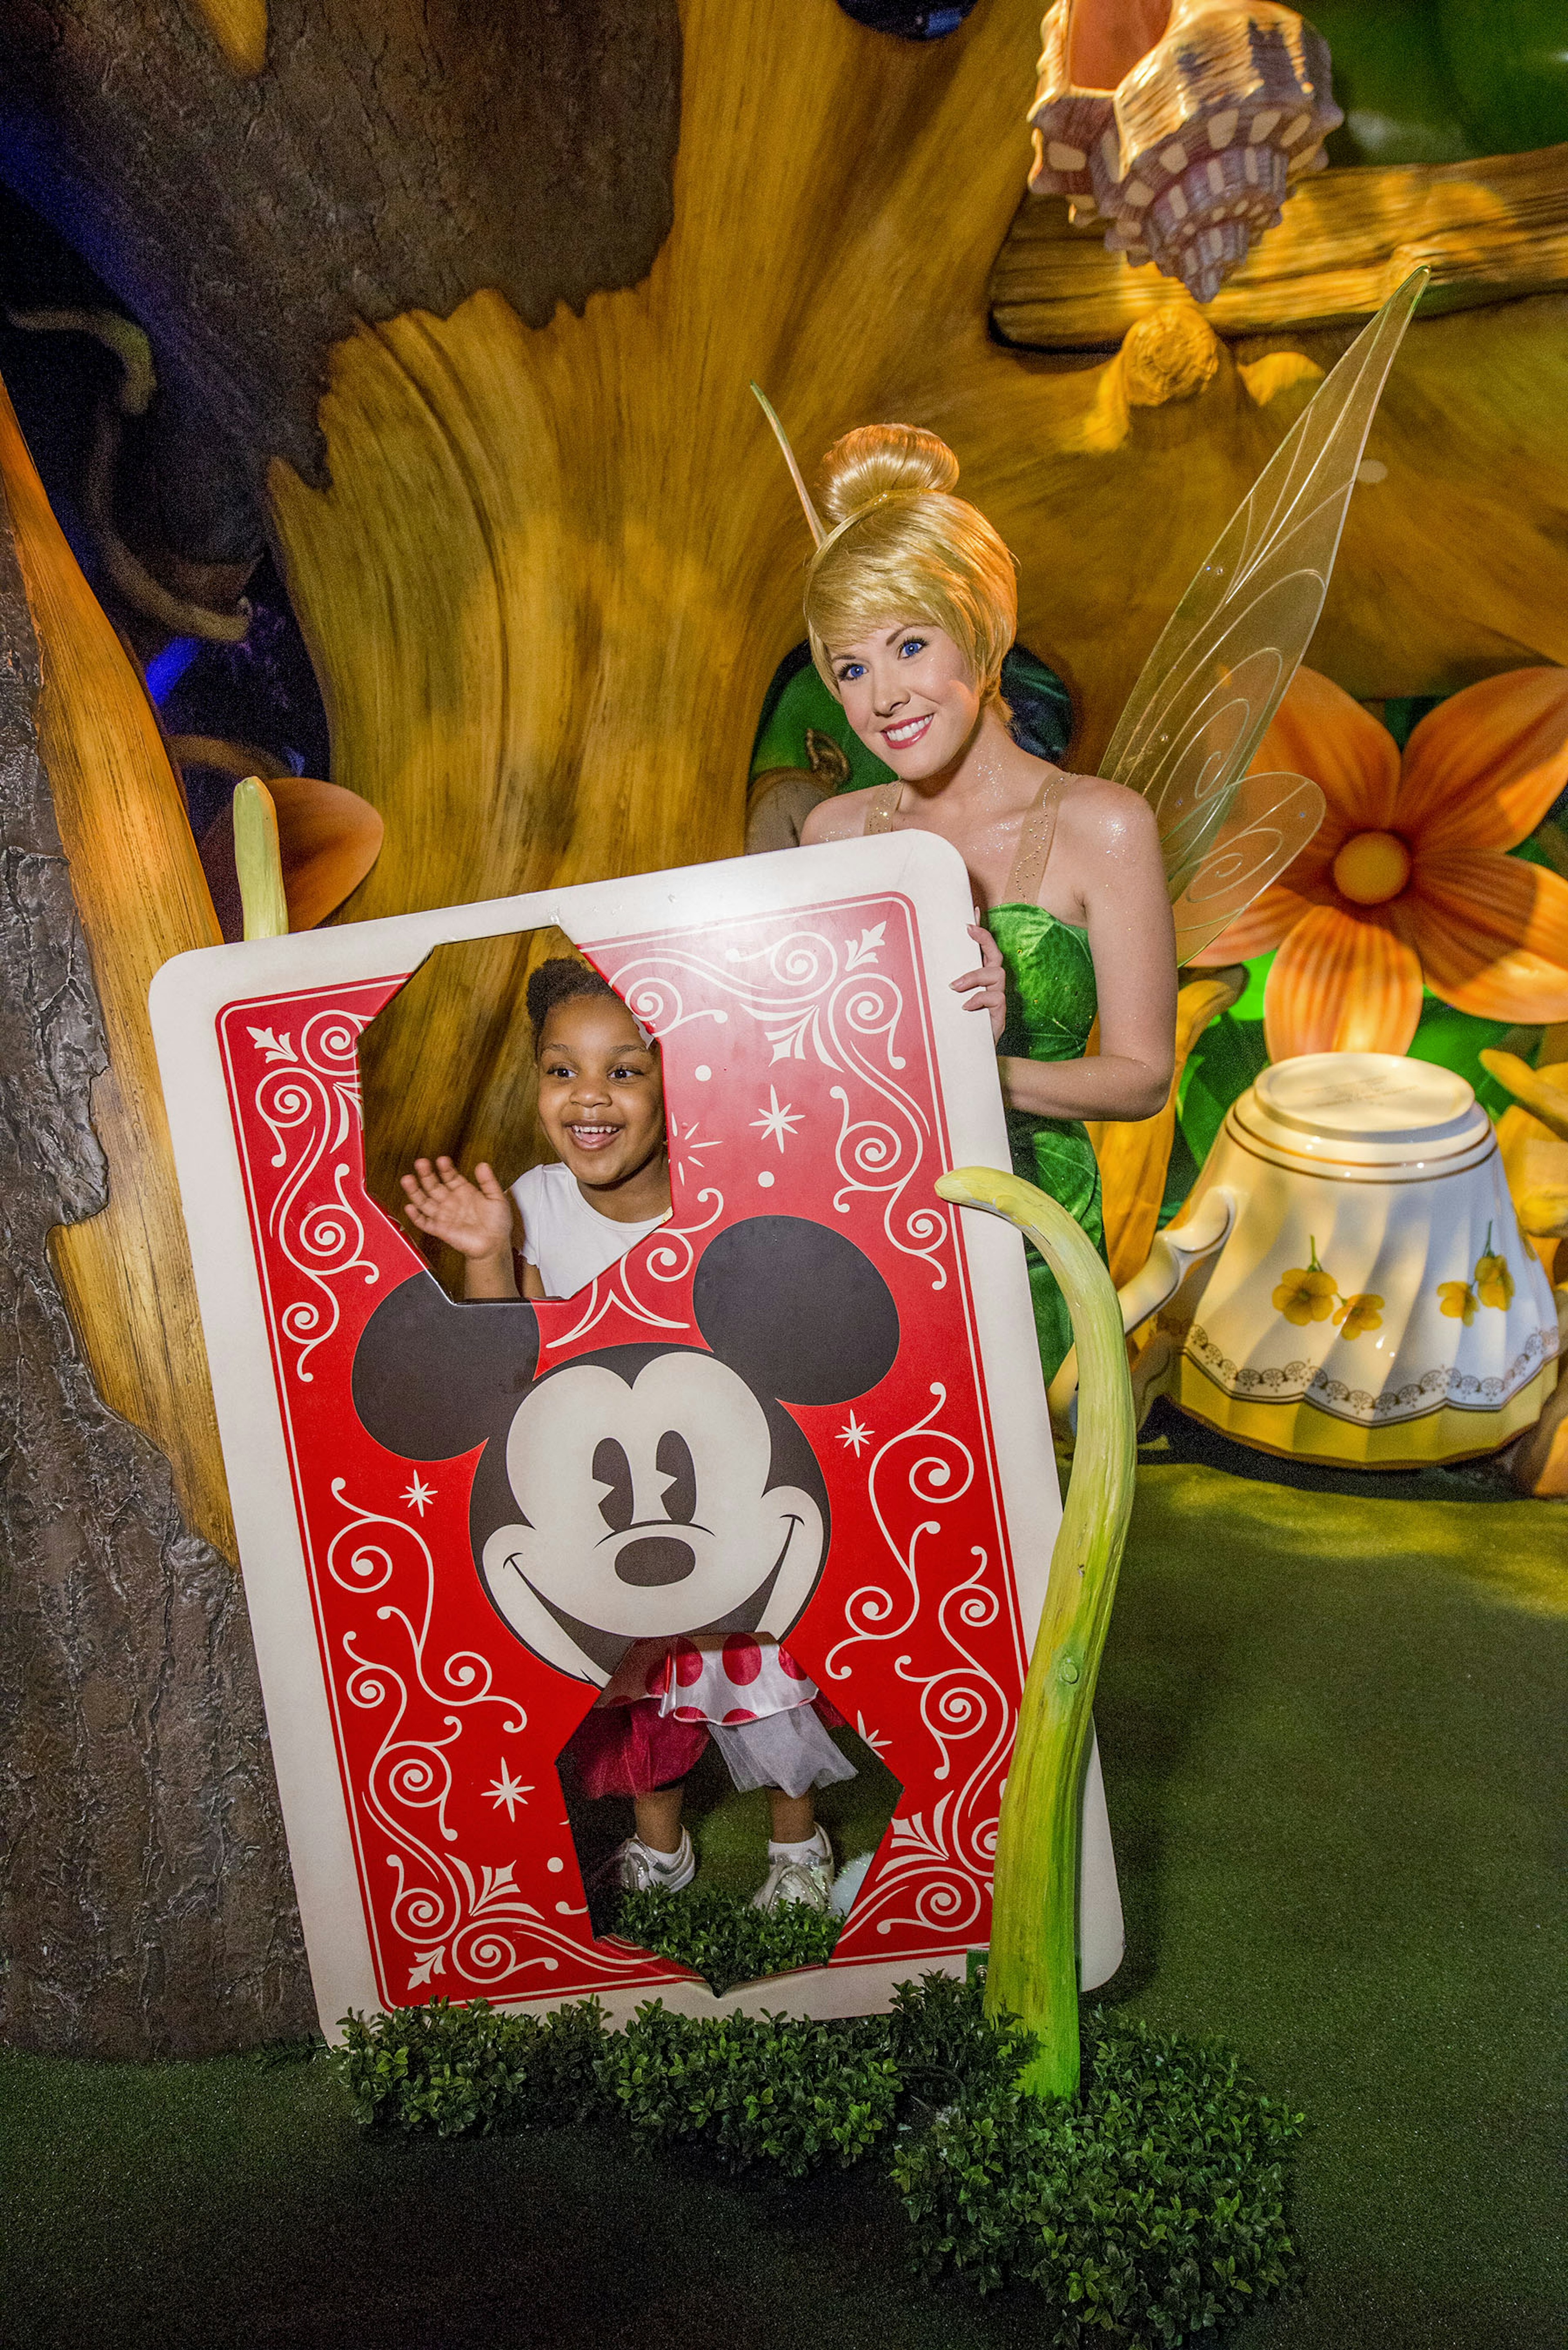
<box><xmin>2</xmin><ymin>1460</ymin><xmax>1562</xmax><ymax>2350</ymax></box>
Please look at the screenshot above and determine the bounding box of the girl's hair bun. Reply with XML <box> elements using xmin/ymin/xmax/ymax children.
<box><xmin>817</xmin><ymin>424</ymin><xmax>960</xmax><ymax>527</ymax></box>
<box><xmin>526</xmin><ymin>956</ymin><xmax>617</xmax><ymax>1045</ymax></box>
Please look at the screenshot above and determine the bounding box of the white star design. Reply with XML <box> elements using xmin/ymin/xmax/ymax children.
<box><xmin>672</xmin><ymin>1117</ymin><xmax>721</xmax><ymax>1183</ymax></box>
<box><xmin>401</xmin><ymin>1474</ymin><xmax>437</xmax><ymax>1515</ymax></box>
<box><xmin>484</xmin><ymin>1759</ymin><xmax>533</xmax><ymax>1821</ymax></box>
<box><xmin>751</xmin><ymin>1085</ymin><xmax>804</xmax><ymax>1153</ymax></box>
<box><xmin>837</xmin><ymin>1411</ymin><xmax>873</xmax><ymax>1457</ymax></box>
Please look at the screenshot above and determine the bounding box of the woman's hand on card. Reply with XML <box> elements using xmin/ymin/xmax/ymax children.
<box><xmin>952</xmin><ymin>921</ymin><xmax>1006</xmax><ymax>1044</ymax></box>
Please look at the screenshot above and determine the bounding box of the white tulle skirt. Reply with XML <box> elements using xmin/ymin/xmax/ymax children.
<box><xmin>707</xmin><ymin>1703</ymin><xmax>858</xmax><ymax>1798</ymax></box>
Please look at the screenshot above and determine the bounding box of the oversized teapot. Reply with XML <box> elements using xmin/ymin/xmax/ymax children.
<box><xmin>1059</xmin><ymin>1053</ymin><xmax>1561</xmax><ymax>1471</ymax></box>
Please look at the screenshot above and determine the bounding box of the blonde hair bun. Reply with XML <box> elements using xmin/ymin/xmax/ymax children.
<box><xmin>802</xmin><ymin>419</ymin><xmax>1016</xmax><ymax>713</ymax></box>
<box><xmin>817</xmin><ymin>424</ymin><xmax>960</xmax><ymax>527</ymax></box>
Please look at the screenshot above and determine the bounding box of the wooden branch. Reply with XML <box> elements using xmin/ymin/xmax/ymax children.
<box><xmin>0</xmin><ymin>372</ymin><xmax>234</xmax><ymax>1557</ymax></box>
<box><xmin>990</xmin><ymin>144</ymin><xmax>1568</xmax><ymax>348</ymax></box>
<box><xmin>167</xmin><ymin>734</ymin><xmax>289</xmax><ymax>780</ymax></box>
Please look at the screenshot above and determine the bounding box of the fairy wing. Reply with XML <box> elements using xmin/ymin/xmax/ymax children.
<box><xmin>1164</xmin><ymin>770</ymin><xmax>1325</xmax><ymax>965</ymax></box>
<box><xmin>1102</xmin><ymin>268</ymin><xmax>1428</xmax><ymax>954</ymax></box>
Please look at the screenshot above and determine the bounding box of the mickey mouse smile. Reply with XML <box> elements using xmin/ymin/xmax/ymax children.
<box><xmin>503</xmin><ymin>1514</ymin><xmax>805</xmax><ymax>1679</ymax></box>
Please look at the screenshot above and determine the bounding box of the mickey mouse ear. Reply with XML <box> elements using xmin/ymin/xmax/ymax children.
<box><xmin>692</xmin><ymin>1218</ymin><xmax>900</xmax><ymax>1406</ymax></box>
<box><xmin>352</xmin><ymin>1273</ymin><xmax>541</xmax><ymax>1460</ymax></box>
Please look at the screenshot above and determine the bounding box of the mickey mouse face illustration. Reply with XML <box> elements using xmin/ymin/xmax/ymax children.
<box><xmin>351</xmin><ymin>1217</ymin><xmax>900</xmax><ymax>1686</ymax></box>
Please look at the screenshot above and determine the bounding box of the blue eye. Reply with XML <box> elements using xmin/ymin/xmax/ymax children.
<box><xmin>838</xmin><ymin>661</ymin><xmax>866</xmax><ymax>682</ymax></box>
<box><xmin>898</xmin><ymin>637</ymin><xmax>926</xmax><ymax>659</ymax></box>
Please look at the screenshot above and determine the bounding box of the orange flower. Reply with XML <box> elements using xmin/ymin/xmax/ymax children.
<box><xmin>1194</xmin><ymin>667</ymin><xmax>1568</xmax><ymax>1059</ymax></box>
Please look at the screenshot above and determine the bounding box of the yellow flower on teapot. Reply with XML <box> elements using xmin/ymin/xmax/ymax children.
<box><xmin>1437</xmin><ymin>1226</ymin><xmax>1514</xmax><ymax>1325</ymax></box>
<box><xmin>1272</xmin><ymin>1242</ymin><xmax>1337</xmax><ymax>1328</ymax></box>
<box><xmin>1272</xmin><ymin>1242</ymin><xmax>1382</xmax><ymax>1340</ymax></box>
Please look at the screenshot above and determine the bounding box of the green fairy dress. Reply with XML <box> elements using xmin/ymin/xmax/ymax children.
<box><xmin>865</xmin><ymin>776</ymin><xmax>1104</xmax><ymax>1384</ymax></box>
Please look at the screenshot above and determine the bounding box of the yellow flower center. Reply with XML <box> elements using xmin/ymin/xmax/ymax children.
<box><xmin>1332</xmin><ymin>829</ymin><xmax>1412</xmax><ymax>906</ymax></box>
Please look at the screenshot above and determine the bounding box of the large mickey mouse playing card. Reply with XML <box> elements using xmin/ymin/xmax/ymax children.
<box><xmin>152</xmin><ymin>832</ymin><xmax>1121</xmax><ymax>2032</ymax></box>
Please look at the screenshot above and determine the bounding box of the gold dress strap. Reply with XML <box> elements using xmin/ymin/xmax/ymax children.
<box><xmin>861</xmin><ymin>779</ymin><xmax>904</xmax><ymax>835</ymax></box>
<box><xmin>1002</xmin><ymin>769</ymin><xmax>1068</xmax><ymax>907</ymax></box>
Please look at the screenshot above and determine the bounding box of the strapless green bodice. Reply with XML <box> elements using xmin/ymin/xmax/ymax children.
<box><xmin>986</xmin><ymin>902</ymin><xmax>1105</xmax><ymax>1384</ymax></box>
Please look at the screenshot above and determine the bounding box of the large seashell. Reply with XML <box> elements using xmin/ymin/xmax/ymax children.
<box><xmin>1028</xmin><ymin>0</ymin><xmax>1343</xmax><ymax>304</ymax></box>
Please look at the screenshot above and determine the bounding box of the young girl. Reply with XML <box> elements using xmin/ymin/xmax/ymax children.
<box><xmin>399</xmin><ymin>957</ymin><xmax>853</xmax><ymax>1909</ymax></box>
<box><xmin>795</xmin><ymin>425</ymin><xmax>1178</xmax><ymax>1381</ymax></box>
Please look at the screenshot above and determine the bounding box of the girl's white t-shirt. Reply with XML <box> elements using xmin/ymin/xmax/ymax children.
<box><xmin>510</xmin><ymin>1161</ymin><xmax>669</xmax><ymax>1299</ymax></box>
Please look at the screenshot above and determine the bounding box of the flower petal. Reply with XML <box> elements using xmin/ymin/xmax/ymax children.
<box><xmin>1188</xmin><ymin>881</ymin><xmax>1317</xmax><ymax>966</ymax></box>
<box><xmin>1398</xmin><ymin>668</ymin><xmax>1568</xmax><ymax>856</ymax></box>
<box><xmin>1405</xmin><ymin>854</ymin><xmax>1568</xmax><ymax>1023</ymax></box>
<box><xmin>1248</xmin><ymin>665</ymin><xmax>1401</xmax><ymax>837</ymax></box>
<box><xmin>1263</xmin><ymin>902</ymin><xmax>1424</xmax><ymax>1059</ymax></box>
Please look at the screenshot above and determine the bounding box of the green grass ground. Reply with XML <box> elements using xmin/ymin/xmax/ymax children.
<box><xmin>2</xmin><ymin>1462</ymin><xmax>1562</xmax><ymax>2350</ymax></box>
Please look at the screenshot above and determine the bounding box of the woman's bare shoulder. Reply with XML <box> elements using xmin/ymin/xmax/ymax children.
<box><xmin>799</xmin><ymin>791</ymin><xmax>871</xmax><ymax>847</ymax></box>
<box><xmin>1057</xmin><ymin>773</ymin><xmax>1163</xmax><ymax>856</ymax></box>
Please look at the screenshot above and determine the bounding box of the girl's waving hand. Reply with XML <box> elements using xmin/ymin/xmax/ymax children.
<box><xmin>400</xmin><ymin>1156</ymin><xmax>514</xmax><ymax>1262</ymax></box>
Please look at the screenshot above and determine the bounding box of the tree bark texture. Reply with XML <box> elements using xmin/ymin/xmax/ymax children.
<box><xmin>0</xmin><ymin>0</ymin><xmax>681</xmax><ymax>492</ymax></box>
<box><xmin>0</xmin><ymin>480</ymin><xmax>311</xmax><ymax>2059</ymax></box>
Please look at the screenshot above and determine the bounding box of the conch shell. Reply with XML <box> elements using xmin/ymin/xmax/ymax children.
<box><xmin>1027</xmin><ymin>0</ymin><xmax>1342</xmax><ymax>304</ymax></box>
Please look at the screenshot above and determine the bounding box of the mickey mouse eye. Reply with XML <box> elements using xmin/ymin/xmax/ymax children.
<box><xmin>655</xmin><ymin>1431</ymin><xmax>696</xmax><ymax>1526</ymax></box>
<box><xmin>591</xmin><ymin>1437</ymin><xmax>635</xmax><ymax>1533</ymax></box>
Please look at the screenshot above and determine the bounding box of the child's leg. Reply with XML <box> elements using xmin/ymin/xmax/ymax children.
<box><xmin>635</xmin><ymin>1779</ymin><xmax>687</xmax><ymax>1855</ymax></box>
<box><xmin>754</xmin><ymin>1784</ymin><xmax>833</xmax><ymax>1911</ymax></box>
<box><xmin>767</xmin><ymin>1788</ymin><xmax>815</xmax><ymax>1847</ymax></box>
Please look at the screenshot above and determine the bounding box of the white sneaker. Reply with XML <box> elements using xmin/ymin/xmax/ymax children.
<box><xmin>752</xmin><ymin>1827</ymin><xmax>834</xmax><ymax>1913</ymax></box>
<box><xmin>597</xmin><ymin>1828</ymin><xmax>695</xmax><ymax>1894</ymax></box>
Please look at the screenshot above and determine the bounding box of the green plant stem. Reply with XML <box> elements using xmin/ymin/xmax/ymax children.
<box><xmin>233</xmin><ymin>774</ymin><xmax>289</xmax><ymax>940</ymax></box>
<box><xmin>935</xmin><ymin>1167</ymin><xmax>1136</xmax><ymax>2101</ymax></box>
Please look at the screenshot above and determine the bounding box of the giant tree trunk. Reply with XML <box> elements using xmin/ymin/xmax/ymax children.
<box><xmin>2</xmin><ymin>0</ymin><xmax>1566</xmax><ymax>2053</ymax></box>
<box><xmin>0</xmin><ymin>426</ymin><xmax>311</xmax><ymax>2058</ymax></box>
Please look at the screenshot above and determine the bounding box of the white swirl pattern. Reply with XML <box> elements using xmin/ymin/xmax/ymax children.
<box><xmin>329</xmin><ymin>1482</ymin><xmax>653</xmax><ymax>1992</ymax></box>
<box><xmin>822</xmin><ymin>1381</ymin><xmax>1010</xmax><ymax>1949</ymax></box>
<box><xmin>249</xmin><ymin>1012</ymin><xmax>381</xmax><ymax>1382</ymax></box>
<box><xmin>608</xmin><ymin>915</ymin><xmax>947</xmax><ymax>1288</ymax></box>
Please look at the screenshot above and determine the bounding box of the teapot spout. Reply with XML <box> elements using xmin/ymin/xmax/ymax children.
<box><xmin>1048</xmin><ymin>1186</ymin><xmax>1236</xmax><ymax>1429</ymax></box>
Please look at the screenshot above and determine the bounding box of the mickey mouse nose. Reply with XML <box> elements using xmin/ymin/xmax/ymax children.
<box><xmin>613</xmin><ymin>1536</ymin><xmax>696</xmax><ymax>1587</ymax></box>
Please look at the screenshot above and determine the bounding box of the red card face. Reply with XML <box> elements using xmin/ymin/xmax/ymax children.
<box><xmin>153</xmin><ymin>837</ymin><xmax>1089</xmax><ymax>2030</ymax></box>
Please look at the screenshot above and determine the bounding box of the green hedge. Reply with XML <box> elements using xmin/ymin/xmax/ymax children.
<box><xmin>600</xmin><ymin>2003</ymin><xmax>900</xmax><ymax>2175</ymax></box>
<box><xmin>332</xmin><ymin>1980</ymin><xmax>1303</xmax><ymax>2344</ymax></box>
<box><xmin>332</xmin><ymin>1993</ymin><xmax>607</xmax><ymax>2138</ymax></box>
<box><xmin>612</xmin><ymin>1881</ymin><xmax>841</xmax><ymax>1993</ymax></box>
<box><xmin>893</xmin><ymin>2015</ymin><xmax>1305</xmax><ymax>2346</ymax></box>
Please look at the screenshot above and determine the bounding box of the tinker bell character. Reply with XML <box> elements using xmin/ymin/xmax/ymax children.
<box><xmin>795</xmin><ymin>421</ymin><xmax>1178</xmax><ymax>1382</ymax></box>
<box><xmin>755</xmin><ymin>270</ymin><xmax>1426</xmax><ymax>1382</ymax></box>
